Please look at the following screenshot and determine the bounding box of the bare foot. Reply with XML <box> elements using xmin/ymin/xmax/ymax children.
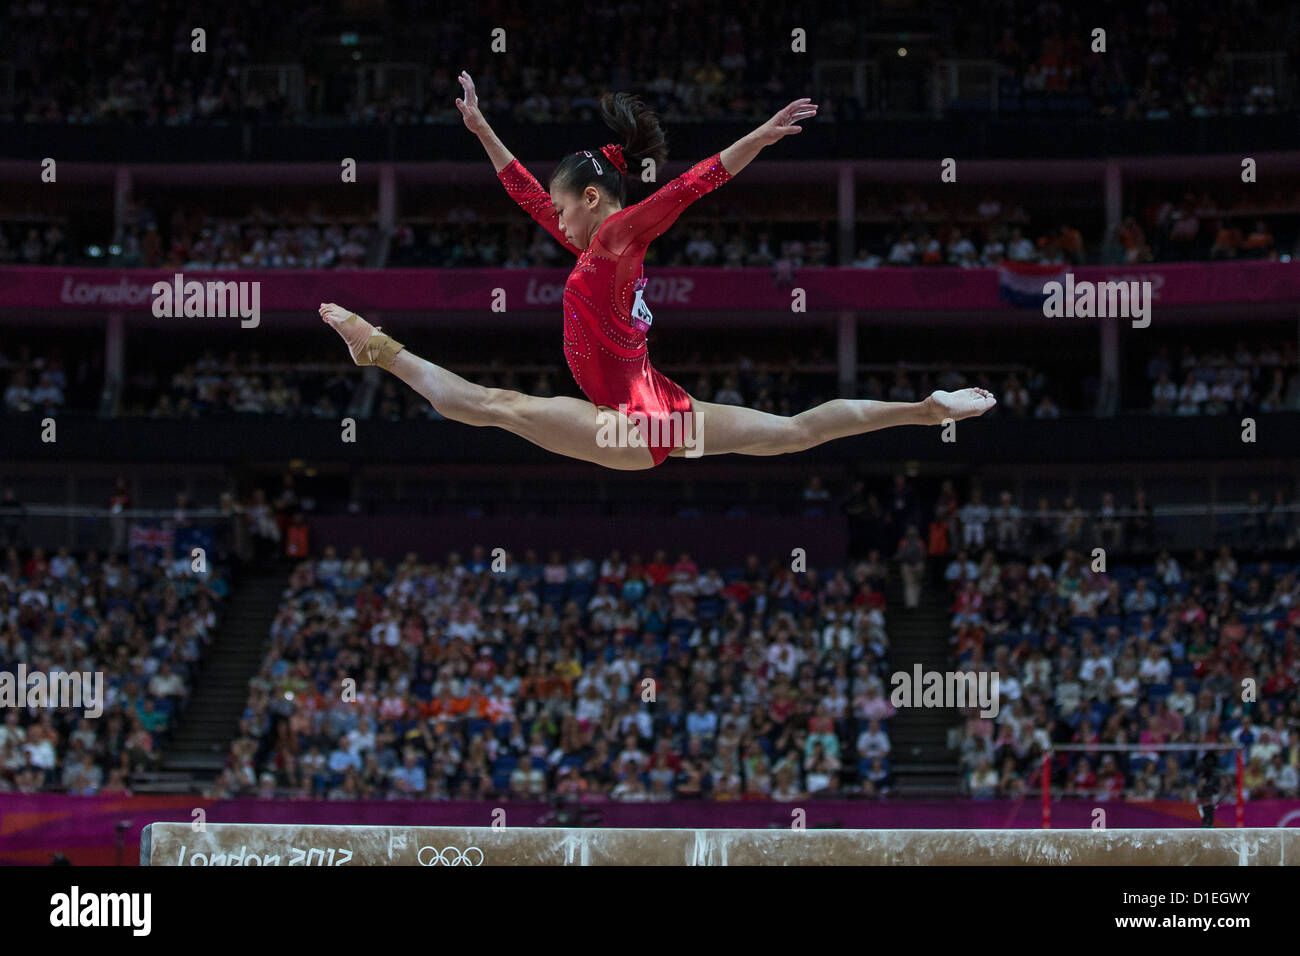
<box><xmin>319</xmin><ymin>302</ymin><xmax>381</xmax><ymax>366</ymax></box>
<box><xmin>923</xmin><ymin>388</ymin><xmax>997</xmax><ymax>424</ymax></box>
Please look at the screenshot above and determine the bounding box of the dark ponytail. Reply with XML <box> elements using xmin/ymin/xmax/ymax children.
<box><xmin>553</xmin><ymin>91</ymin><xmax>669</xmax><ymax>206</ymax></box>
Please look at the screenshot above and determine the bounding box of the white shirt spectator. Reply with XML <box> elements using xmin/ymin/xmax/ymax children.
<box><xmin>24</xmin><ymin>736</ymin><xmax>57</xmax><ymax>769</ymax></box>
<box><xmin>886</xmin><ymin>239</ymin><xmax>916</xmax><ymax>264</ymax></box>
<box><xmin>1137</xmin><ymin>654</ymin><xmax>1171</xmax><ymax>684</ymax></box>
<box><xmin>1272</xmin><ymin>762</ymin><xmax>1299</xmax><ymax>795</ymax></box>
<box><xmin>3</xmin><ymin>381</ymin><xmax>33</xmax><ymax>412</ymax></box>
<box><xmin>575</xmin><ymin>694</ymin><xmax>605</xmax><ymax>722</ymax></box>
<box><xmin>1055</xmin><ymin>679</ymin><xmax>1082</xmax><ymax>715</ymax></box>
<box><xmin>684</xmin><ymin>234</ymin><xmax>717</xmax><ymax>263</ymax></box>
<box><xmin>960</xmin><ymin>500</ymin><xmax>991</xmax><ymax>548</ymax></box>
<box><xmin>766</xmin><ymin>640</ymin><xmax>799</xmax><ymax>678</ymax></box>
<box><xmin>1079</xmin><ymin>653</ymin><xmax>1113</xmax><ymax>684</ymax></box>
<box><xmin>856</xmin><ymin>727</ymin><xmax>891</xmax><ymax>760</ymax></box>
<box><xmin>1008</xmin><ymin>236</ymin><xmax>1036</xmax><ymax>260</ymax></box>
<box><xmin>369</xmin><ymin>617</ymin><xmax>401</xmax><ymax>646</ymax></box>
<box><xmin>149</xmin><ymin>671</ymin><xmax>186</xmax><ymax>698</ymax></box>
<box><xmin>1178</xmin><ymin>379</ymin><xmax>1208</xmax><ymax>406</ymax></box>
<box><xmin>343</xmin><ymin>724</ymin><xmax>376</xmax><ymax>758</ymax></box>
<box><xmin>608</xmin><ymin>652</ymin><xmax>640</xmax><ymax>687</ymax></box>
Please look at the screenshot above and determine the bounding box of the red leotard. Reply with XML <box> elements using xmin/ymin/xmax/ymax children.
<box><xmin>498</xmin><ymin>153</ymin><xmax>732</xmax><ymax>465</ymax></box>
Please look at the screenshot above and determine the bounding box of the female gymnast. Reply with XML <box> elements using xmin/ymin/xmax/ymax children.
<box><xmin>320</xmin><ymin>70</ymin><xmax>995</xmax><ymax>469</ymax></box>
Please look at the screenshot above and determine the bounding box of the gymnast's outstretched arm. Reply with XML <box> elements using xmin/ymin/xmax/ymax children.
<box><xmin>456</xmin><ymin>70</ymin><xmax>513</xmax><ymax>172</ymax></box>
<box><xmin>605</xmin><ymin>97</ymin><xmax>821</xmax><ymax>256</ymax></box>
<box><xmin>456</xmin><ymin>70</ymin><xmax>583</xmax><ymax>257</ymax></box>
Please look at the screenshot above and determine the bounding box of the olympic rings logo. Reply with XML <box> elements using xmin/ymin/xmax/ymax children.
<box><xmin>417</xmin><ymin>845</ymin><xmax>485</xmax><ymax>866</ymax></box>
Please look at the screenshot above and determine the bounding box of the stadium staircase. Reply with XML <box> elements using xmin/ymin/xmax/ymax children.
<box><xmin>882</xmin><ymin>567</ymin><xmax>962</xmax><ymax>796</ymax></box>
<box><xmin>143</xmin><ymin>565</ymin><xmax>287</xmax><ymax>792</ymax></box>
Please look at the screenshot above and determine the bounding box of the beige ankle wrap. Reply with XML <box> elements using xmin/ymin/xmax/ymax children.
<box><xmin>346</xmin><ymin>313</ymin><xmax>405</xmax><ymax>370</ymax></box>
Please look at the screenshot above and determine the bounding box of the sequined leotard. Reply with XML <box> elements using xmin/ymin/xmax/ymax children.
<box><xmin>498</xmin><ymin>153</ymin><xmax>732</xmax><ymax>465</ymax></box>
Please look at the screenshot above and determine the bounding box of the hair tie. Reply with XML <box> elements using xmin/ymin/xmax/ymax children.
<box><xmin>599</xmin><ymin>142</ymin><xmax>628</xmax><ymax>175</ymax></box>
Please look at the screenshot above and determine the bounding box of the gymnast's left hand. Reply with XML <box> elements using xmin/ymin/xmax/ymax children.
<box><xmin>754</xmin><ymin>98</ymin><xmax>819</xmax><ymax>146</ymax></box>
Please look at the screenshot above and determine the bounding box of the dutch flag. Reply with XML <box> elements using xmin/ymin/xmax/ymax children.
<box><xmin>998</xmin><ymin>261</ymin><xmax>1066</xmax><ymax>309</ymax></box>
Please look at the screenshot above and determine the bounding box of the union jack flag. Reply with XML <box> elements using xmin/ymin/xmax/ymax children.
<box><xmin>129</xmin><ymin>523</ymin><xmax>176</xmax><ymax>553</ymax></box>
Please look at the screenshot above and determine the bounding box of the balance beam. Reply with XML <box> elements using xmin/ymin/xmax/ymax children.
<box><xmin>141</xmin><ymin>823</ymin><xmax>1300</xmax><ymax>866</ymax></box>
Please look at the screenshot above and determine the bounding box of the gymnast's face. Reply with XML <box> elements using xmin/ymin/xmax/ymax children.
<box><xmin>550</xmin><ymin>182</ymin><xmax>607</xmax><ymax>250</ymax></box>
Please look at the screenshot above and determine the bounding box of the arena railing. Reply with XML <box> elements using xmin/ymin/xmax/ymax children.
<box><xmin>0</xmin><ymin>505</ymin><xmax>240</xmax><ymax>557</ymax></box>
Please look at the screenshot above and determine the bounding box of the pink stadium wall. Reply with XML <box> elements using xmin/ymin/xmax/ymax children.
<box><xmin>4</xmin><ymin>794</ymin><xmax>1299</xmax><ymax>865</ymax></box>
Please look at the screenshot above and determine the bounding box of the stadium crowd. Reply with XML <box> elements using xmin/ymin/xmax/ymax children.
<box><xmin>5</xmin><ymin>465</ymin><xmax>1298</xmax><ymax>802</ymax></box>
<box><xmin>18</xmin><ymin>333</ymin><xmax>1300</xmax><ymax>424</ymax></box>
<box><xmin>127</xmin><ymin>349</ymin><xmax>1063</xmax><ymax>425</ymax></box>
<box><xmin>13</xmin><ymin>177</ymin><xmax>1300</xmax><ymax>270</ymax></box>
<box><xmin>0</xmin><ymin>543</ymin><xmax>228</xmax><ymax>794</ymax></box>
<box><xmin>389</xmin><ymin>210</ymin><xmax>1094</xmax><ymax>271</ymax></box>
<box><xmin>211</xmin><ymin>507</ymin><xmax>1300</xmax><ymax>803</ymax></box>
<box><xmin>973</xmin><ymin>0</ymin><xmax>1291</xmax><ymax>119</ymax></box>
<box><xmin>895</xmin><ymin>477</ymin><xmax>1300</xmax><ymax>800</ymax></box>
<box><xmin>111</xmin><ymin>203</ymin><xmax>375</xmax><ymax>270</ymax></box>
<box><xmin>1145</xmin><ymin>341</ymin><xmax>1300</xmax><ymax>415</ymax></box>
<box><xmin>213</xmin><ymin>546</ymin><xmax>898</xmax><ymax>801</ymax></box>
<box><xmin>0</xmin><ymin>221</ymin><xmax>71</xmax><ymax>266</ymax></box>
<box><xmin>944</xmin><ymin>541</ymin><xmax>1300</xmax><ymax>801</ymax></box>
<box><xmin>879</xmin><ymin>478</ymin><xmax>1299</xmax><ymax>572</ymax></box>
<box><xmin>0</xmin><ymin>349</ymin><xmax>69</xmax><ymax>418</ymax></box>
<box><xmin>2</xmin><ymin>1</ymin><xmax>1290</xmax><ymax>125</ymax></box>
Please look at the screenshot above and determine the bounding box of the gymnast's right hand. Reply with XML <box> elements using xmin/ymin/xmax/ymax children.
<box><xmin>455</xmin><ymin>71</ymin><xmax>487</xmax><ymax>134</ymax></box>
